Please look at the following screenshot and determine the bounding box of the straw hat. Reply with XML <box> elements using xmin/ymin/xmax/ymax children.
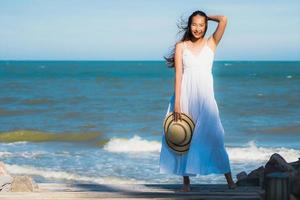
<box><xmin>163</xmin><ymin>112</ymin><xmax>195</xmax><ymax>154</ymax></box>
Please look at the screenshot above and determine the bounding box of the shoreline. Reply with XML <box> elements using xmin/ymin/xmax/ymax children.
<box><xmin>1</xmin><ymin>154</ymin><xmax>299</xmax><ymax>199</ymax></box>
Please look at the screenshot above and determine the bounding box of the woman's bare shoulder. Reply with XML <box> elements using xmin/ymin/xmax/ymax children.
<box><xmin>175</xmin><ymin>41</ymin><xmax>185</xmax><ymax>52</ymax></box>
<box><xmin>175</xmin><ymin>41</ymin><xmax>185</xmax><ymax>48</ymax></box>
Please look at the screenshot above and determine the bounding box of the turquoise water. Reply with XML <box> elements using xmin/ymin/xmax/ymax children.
<box><xmin>0</xmin><ymin>61</ymin><xmax>300</xmax><ymax>184</ymax></box>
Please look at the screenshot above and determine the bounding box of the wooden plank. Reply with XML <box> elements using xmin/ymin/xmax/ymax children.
<box><xmin>0</xmin><ymin>183</ymin><xmax>265</xmax><ymax>200</ymax></box>
<box><xmin>0</xmin><ymin>193</ymin><xmax>263</xmax><ymax>200</ymax></box>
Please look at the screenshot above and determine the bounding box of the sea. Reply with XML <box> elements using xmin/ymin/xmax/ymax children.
<box><xmin>0</xmin><ymin>60</ymin><xmax>299</xmax><ymax>184</ymax></box>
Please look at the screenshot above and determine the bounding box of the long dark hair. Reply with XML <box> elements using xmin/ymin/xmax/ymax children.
<box><xmin>164</xmin><ymin>10</ymin><xmax>208</xmax><ymax>68</ymax></box>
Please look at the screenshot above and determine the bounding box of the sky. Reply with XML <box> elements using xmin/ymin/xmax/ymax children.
<box><xmin>0</xmin><ymin>0</ymin><xmax>299</xmax><ymax>61</ymax></box>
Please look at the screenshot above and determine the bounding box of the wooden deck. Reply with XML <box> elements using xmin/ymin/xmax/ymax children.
<box><xmin>0</xmin><ymin>183</ymin><xmax>265</xmax><ymax>200</ymax></box>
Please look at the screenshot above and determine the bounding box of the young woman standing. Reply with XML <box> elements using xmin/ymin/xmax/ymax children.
<box><xmin>159</xmin><ymin>10</ymin><xmax>237</xmax><ymax>192</ymax></box>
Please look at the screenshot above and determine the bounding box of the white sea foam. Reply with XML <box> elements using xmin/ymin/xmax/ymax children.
<box><xmin>0</xmin><ymin>151</ymin><xmax>47</xmax><ymax>158</ymax></box>
<box><xmin>103</xmin><ymin>135</ymin><xmax>161</xmax><ymax>153</ymax></box>
<box><xmin>3</xmin><ymin>138</ymin><xmax>300</xmax><ymax>185</ymax></box>
<box><xmin>0</xmin><ymin>141</ymin><xmax>28</xmax><ymax>146</ymax></box>
<box><xmin>227</xmin><ymin>140</ymin><xmax>300</xmax><ymax>163</ymax></box>
<box><xmin>3</xmin><ymin>135</ymin><xmax>299</xmax><ymax>164</ymax></box>
<box><xmin>6</xmin><ymin>164</ymin><xmax>140</xmax><ymax>184</ymax></box>
<box><xmin>103</xmin><ymin>136</ymin><xmax>300</xmax><ymax>163</ymax></box>
<box><xmin>0</xmin><ymin>151</ymin><xmax>13</xmax><ymax>157</ymax></box>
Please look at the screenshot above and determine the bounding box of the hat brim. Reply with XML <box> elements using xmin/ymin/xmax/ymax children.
<box><xmin>165</xmin><ymin>137</ymin><xmax>190</xmax><ymax>154</ymax></box>
<box><xmin>163</xmin><ymin>112</ymin><xmax>195</xmax><ymax>154</ymax></box>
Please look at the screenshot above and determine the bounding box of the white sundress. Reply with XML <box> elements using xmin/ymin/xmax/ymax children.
<box><xmin>159</xmin><ymin>38</ymin><xmax>231</xmax><ymax>176</ymax></box>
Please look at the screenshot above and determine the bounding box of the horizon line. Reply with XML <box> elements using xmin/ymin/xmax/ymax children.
<box><xmin>0</xmin><ymin>59</ymin><xmax>300</xmax><ymax>62</ymax></box>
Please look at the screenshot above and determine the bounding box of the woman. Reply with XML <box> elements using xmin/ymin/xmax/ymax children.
<box><xmin>159</xmin><ymin>10</ymin><xmax>237</xmax><ymax>192</ymax></box>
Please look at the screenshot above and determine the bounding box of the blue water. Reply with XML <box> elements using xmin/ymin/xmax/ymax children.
<box><xmin>0</xmin><ymin>61</ymin><xmax>300</xmax><ymax>184</ymax></box>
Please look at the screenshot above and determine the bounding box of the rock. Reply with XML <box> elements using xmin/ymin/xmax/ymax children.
<box><xmin>11</xmin><ymin>176</ymin><xmax>39</xmax><ymax>192</ymax></box>
<box><xmin>237</xmin><ymin>177</ymin><xmax>259</xmax><ymax>186</ymax></box>
<box><xmin>265</xmin><ymin>153</ymin><xmax>298</xmax><ymax>191</ymax></box>
<box><xmin>236</xmin><ymin>166</ymin><xmax>264</xmax><ymax>187</ymax></box>
<box><xmin>289</xmin><ymin>158</ymin><xmax>300</xmax><ymax>171</ymax></box>
<box><xmin>0</xmin><ymin>162</ymin><xmax>9</xmax><ymax>176</ymax></box>
<box><xmin>0</xmin><ymin>162</ymin><xmax>39</xmax><ymax>192</ymax></box>
<box><xmin>236</xmin><ymin>171</ymin><xmax>250</xmax><ymax>186</ymax></box>
<box><xmin>236</xmin><ymin>171</ymin><xmax>247</xmax><ymax>181</ymax></box>
<box><xmin>0</xmin><ymin>183</ymin><xmax>12</xmax><ymax>192</ymax></box>
<box><xmin>264</xmin><ymin>154</ymin><xmax>300</xmax><ymax>198</ymax></box>
<box><xmin>236</xmin><ymin>154</ymin><xmax>299</xmax><ymax>196</ymax></box>
<box><xmin>265</xmin><ymin>153</ymin><xmax>296</xmax><ymax>175</ymax></box>
<box><xmin>0</xmin><ymin>162</ymin><xmax>13</xmax><ymax>192</ymax></box>
<box><xmin>248</xmin><ymin>166</ymin><xmax>265</xmax><ymax>179</ymax></box>
<box><xmin>249</xmin><ymin>166</ymin><xmax>265</xmax><ymax>187</ymax></box>
<box><xmin>0</xmin><ymin>175</ymin><xmax>14</xmax><ymax>192</ymax></box>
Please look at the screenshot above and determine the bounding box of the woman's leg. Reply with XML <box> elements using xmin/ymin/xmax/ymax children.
<box><xmin>224</xmin><ymin>172</ymin><xmax>237</xmax><ymax>189</ymax></box>
<box><xmin>180</xmin><ymin>176</ymin><xmax>191</xmax><ymax>192</ymax></box>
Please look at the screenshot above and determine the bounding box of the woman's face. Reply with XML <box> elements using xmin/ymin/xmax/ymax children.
<box><xmin>190</xmin><ymin>15</ymin><xmax>206</xmax><ymax>39</ymax></box>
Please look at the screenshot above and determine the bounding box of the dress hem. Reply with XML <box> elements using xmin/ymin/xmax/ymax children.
<box><xmin>159</xmin><ymin>168</ymin><xmax>231</xmax><ymax>176</ymax></box>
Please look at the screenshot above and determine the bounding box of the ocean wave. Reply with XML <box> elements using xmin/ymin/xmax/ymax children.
<box><xmin>103</xmin><ymin>136</ymin><xmax>300</xmax><ymax>163</ymax></box>
<box><xmin>0</xmin><ymin>151</ymin><xmax>12</xmax><ymax>157</ymax></box>
<box><xmin>0</xmin><ymin>141</ymin><xmax>28</xmax><ymax>146</ymax></box>
<box><xmin>6</xmin><ymin>164</ymin><xmax>140</xmax><ymax>184</ymax></box>
<box><xmin>228</xmin><ymin>141</ymin><xmax>300</xmax><ymax>163</ymax></box>
<box><xmin>0</xmin><ymin>151</ymin><xmax>47</xmax><ymax>159</ymax></box>
<box><xmin>0</xmin><ymin>130</ymin><xmax>101</xmax><ymax>143</ymax></box>
<box><xmin>103</xmin><ymin>135</ymin><xmax>161</xmax><ymax>153</ymax></box>
<box><xmin>224</xmin><ymin>63</ymin><xmax>232</xmax><ymax>66</ymax></box>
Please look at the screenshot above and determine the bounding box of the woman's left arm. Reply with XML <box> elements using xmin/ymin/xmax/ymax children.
<box><xmin>207</xmin><ymin>15</ymin><xmax>228</xmax><ymax>47</ymax></box>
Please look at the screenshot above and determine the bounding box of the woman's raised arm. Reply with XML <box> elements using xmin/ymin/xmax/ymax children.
<box><xmin>207</xmin><ymin>15</ymin><xmax>228</xmax><ymax>47</ymax></box>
